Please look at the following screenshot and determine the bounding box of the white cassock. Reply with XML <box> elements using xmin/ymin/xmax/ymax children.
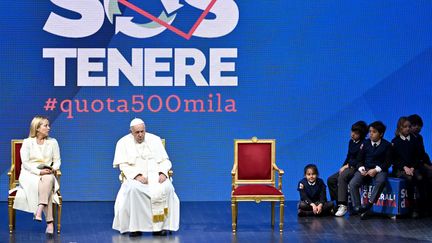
<box><xmin>112</xmin><ymin>133</ymin><xmax>180</xmax><ymax>233</ymax></box>
<box><xmin>12</xmin><ymin>137</ymin><xmax>61</xmax><ymax>213</ymax></box>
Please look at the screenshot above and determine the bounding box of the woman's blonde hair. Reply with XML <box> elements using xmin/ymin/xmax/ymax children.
<box><xmin>29</xmin><ymin>116</ymin><xmax>49</xmax><ymax>138</ymax></box>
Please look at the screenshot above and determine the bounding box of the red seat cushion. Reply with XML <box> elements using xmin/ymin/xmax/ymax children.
<box><xmin>233</xmin><ymin>185</ymin><xmax>282</xmax><ymax>196</ymax></box>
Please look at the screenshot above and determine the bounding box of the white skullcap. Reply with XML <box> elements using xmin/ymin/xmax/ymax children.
<box><xmin>130</xmin><ymin>118</ymin><xmax>145</xmax><ymax>127</ymax></box>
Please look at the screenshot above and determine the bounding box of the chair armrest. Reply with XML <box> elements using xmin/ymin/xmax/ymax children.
<box><xmin>273</xmin><ymin>164</ymin><xmax>284</xmax><ymax>190</ymax></box>
<box><xmin>8</xmin><ymin>164</ymin><xmax>15</xmax><ymax>189</ymax></box>
<box><xmin>231</xmin><ymin>164</ymin><xmax>237</xmax><ymax>176</ymax></box>
<box><xmin>231</xmin><ymin>164</ymin><xmax>238</xmax><ymax>192</ymax></box>
<box><xmin>55</xmin><ymin>170</ymin><xmax>62</xmax><ymax>187</ymax></box>
<box><xmin>120</xmin><ymin>171</ymin><xmax>126</xmax><ymax>183</ymax></box>
<box><xmin>273</xmin><ymin>164</ymin><xmax>284</xmax><ymax>176</ymax></box>
<box><xmin>7</xmin><ymin>164</ymin><xmax>14</xmax><ymax>178</ymax></box>
<box><xmin>55</xmin><ymin>170</ymin><xmax>62</xmax><ymax>177</ymax></box>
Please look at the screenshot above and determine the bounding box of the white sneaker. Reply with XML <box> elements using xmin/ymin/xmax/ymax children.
<box><xmin>335</xmin><ymin>205</ymin><xmax>347</xmax><ymax>217</ymax></box>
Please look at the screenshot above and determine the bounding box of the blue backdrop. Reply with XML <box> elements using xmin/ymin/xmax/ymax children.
<box><xmin>1</xmin><ymin>0</ymin><xmax>432</xmax><ymax>201</ymax></box>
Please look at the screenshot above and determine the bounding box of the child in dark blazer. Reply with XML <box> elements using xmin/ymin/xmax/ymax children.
<box><xmin>327</xmin><ymin>121</ymin><xmax>367</xmax><ymax>216</ymax></box>
<box><xmin>408</xmin><ymin>114</ymin><xmax>432</xmax><ymax>215</ymax></box>
<box><xmin>349</xmin><ymin>121</ymin><xmax>392</xmax><ymax>219</ymax></box>
<box><xmin>298</xmin><ymin>164</ymin><xmax>334</xmax><ymax>216</ymax></box>
<box><xmin>391</xmin><ymin>116</ymin><xmax>423</xmax><ymax>217</ymax></box>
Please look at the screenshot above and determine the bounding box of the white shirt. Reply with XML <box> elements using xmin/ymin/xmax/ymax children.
<box><xmin>371</xmin><ymin>139</ymin><xmax>381</xmax><ymax>147</ymax></box>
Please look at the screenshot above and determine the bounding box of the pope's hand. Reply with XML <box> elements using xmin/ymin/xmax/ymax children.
<box><xmin>135</xmin><ymin>174</ymin><xmax>148</xmax><ymax>184</ymax></box>
<box><xmin>159</xmin><ymin>174</ymin><xmax>167</xmax><ymax>183</ymax></box>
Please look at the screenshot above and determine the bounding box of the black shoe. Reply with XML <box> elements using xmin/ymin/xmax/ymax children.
<box><xmin>411</xmin><ymin>211</ymin><xmax>420</xmax><ymax>219</ymax></box>
<box><xmin>360</xmin><ymin>210</ymin><xmax>373</xmax><ymax>220</ymax></box>
<box><xmin>33</xmin><ymin>214</ymin><xmax>42</xmax><ymax>222</ymax></box>
<box><xmin>129</xmin><ymin>231</ymin><xmax>142</xmax><ymax>237</ymax></box>
<box><xmin>297</xmin><ymin>211</ymin><xmax>306</xmax><ymax>217</ymax></box>
<box><xmin>359</xmin><ymin>203</ymin><xmax>373</xmax><ymax>214</ymax></box>
<box><xmin>45</xmin><ymin>224</ymin><xmax>54</xmax><ymax>236</ymax></box>
<box><xmin>350</xmin><ymin>207</ymin><xmax>360</xmax><ymax>216</ymax></box>
<box><xmin>298</xmin><ymin>210</ymin><xmax>314</xmax><ymax>217</ymax></box>
<box><xmin>153</xmin><ymin>230</ymin><xmax>168</xmax><ymax>236</ymax></box>
<box><xmin>358</xmin><ymin>207</ymin><xmax>367</xmax><ymax>214</ymax></box>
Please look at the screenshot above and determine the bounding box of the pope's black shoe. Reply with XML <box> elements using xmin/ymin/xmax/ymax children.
<box><xmin>129</xmin><ymin>231</ymin><xmax>142</xmax><ymax>237</ymax></box>
<box><xmin>153</xmin><ymin>230</ymin><xmax>168</xmax><ymax>236</ymax></box>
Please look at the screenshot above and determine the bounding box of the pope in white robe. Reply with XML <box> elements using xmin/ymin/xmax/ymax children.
<box><xmin>112</xmin><ymin>118</ymin><xmax>180</xmax><ymax>234</ymax></box>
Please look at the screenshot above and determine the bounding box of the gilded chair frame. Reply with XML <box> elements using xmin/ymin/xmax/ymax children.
<box><xmin>231</xmin><ymin>137</ymin><xmax>285</xmax><ymax>234</ymax></box>
<box><xmin>120</xmin><ymin>139</ymin><xmax>173</xmax><ymax>182</ymax></box>
<box><xmin>8</xmin><ymin>139</ymin><xmax>63</xmax><ymax>234</ymax></box>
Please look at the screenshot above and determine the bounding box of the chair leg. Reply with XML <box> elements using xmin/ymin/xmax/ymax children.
<box><xmin>13</xmin><ymin>208</ymin><xmax>16</xmax><ymax>229</ymax></box>
<box><xmin>279</xmin><ymin>200</ymin><xmax>284</xmax><ymax>234</ymax></box>
<box><xmin>8</xmin><ymin>198</ymin><xmax>14</xmax><ymax>233</ymax></box>
<box><xmin>271</xmin><ymin>202</ymin><xmax>275</xmax><ymax>229</ymax></box>
<box><xmin>53</xmin><ymin>203</ymin><xmax>57</xmax><ymax>229</ymax></box>
<box><xmin>231</xmin><ymin>199</ymin><xmax>237</xmax><ymax>234</ymax></box>
<box><xmin>235</xmin><ymin>202</ymin><xmax>238</xmax><ymax>226</ymax></box>
<box><xmin>57</xmin><ymin>197</ymin><xmax>62</xmax><ymax>234</ymax></box>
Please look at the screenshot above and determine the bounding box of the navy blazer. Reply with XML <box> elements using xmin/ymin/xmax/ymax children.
<box><xmin>297</xmin><ymin>178</ymin><xmax>327</xmax><ymax>205</ymax></box>
<box><xmin>342</xmin><ymin>139</ymin><xmax>363</xmax><ymax>168</ymax></box>
<box><xmin>357</xmin><ymin>139</ymin><xmax>392</xmax><ymax>171</ymax></box>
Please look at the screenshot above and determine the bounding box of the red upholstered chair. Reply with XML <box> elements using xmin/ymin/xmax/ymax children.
<box><xmin>231</xmin><ymin>137</ymin><xmax>285</xmax><ymax>233</ymax></box>
<box><xmin>8</xmin><ymin>139</ymin><xmax>62</xmax><ymax>234</ymax></box>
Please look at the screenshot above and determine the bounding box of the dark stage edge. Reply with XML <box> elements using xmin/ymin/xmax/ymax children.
<box><xmin>1</xmin><ymin>201</ymin><xmax>432</xmax><ymax>242</ymax></box>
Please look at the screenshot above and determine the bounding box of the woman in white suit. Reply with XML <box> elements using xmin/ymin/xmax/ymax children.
<box><xmin>13</xmin><ymin>116</ymin><xmax>61</xmax><ymax>235</ymax></box>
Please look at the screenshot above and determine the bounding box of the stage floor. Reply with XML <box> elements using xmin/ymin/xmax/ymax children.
<box><xmin>2</xmin><ymin>201</ymin><xmax>432</xmax><ymax>242</ymax></box>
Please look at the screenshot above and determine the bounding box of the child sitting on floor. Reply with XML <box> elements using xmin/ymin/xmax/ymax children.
<box><xmin>297</xmin><ymin>164</ymin><xmax>334</xmax><ymax>216</ymax></box>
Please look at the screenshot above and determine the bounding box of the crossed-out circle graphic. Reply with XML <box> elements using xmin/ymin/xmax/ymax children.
<box><xmin>104</xmin><ymin>0</ymin><xmax>178</xmax><ymax>38</ymax></box>
<box><xmin>104</xmin><ymin>0</ymin><xmax>237</xmax><ymax>39</ymax></box>
<box><xmin>43</xmin><ymin>0</ymin><xmax>238</xmax><ymax>39</ymax></box>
